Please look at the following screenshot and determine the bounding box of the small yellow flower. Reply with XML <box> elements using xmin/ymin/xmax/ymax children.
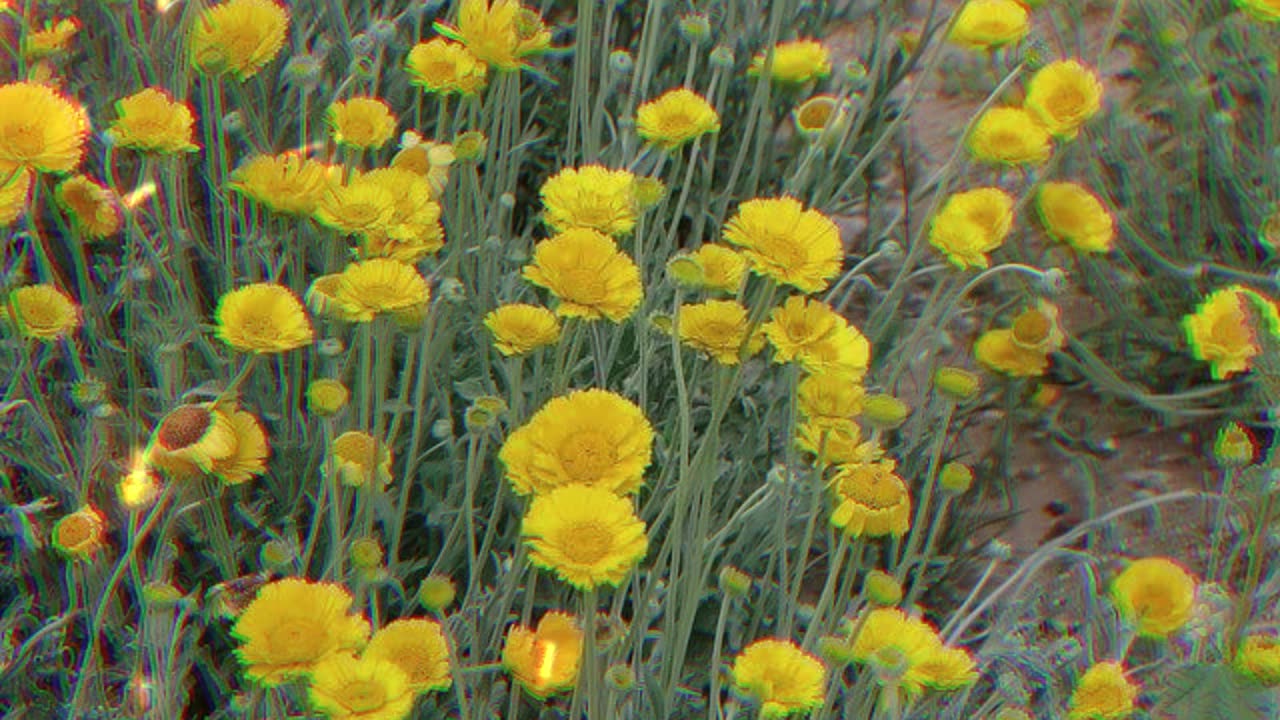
<box><xmin>357</xmin><ymin>168</ymin><xmax>445</xmax><ymax>260</ymax></box>
<box><xmin>55</xmin><ymin>175</ymin><xmax>122</xmax><ymax>239</ymax></box>
<box><xmin>1236</xmin><ymin>634</ymin><xmax>1280</xmax><ymax>686</ymax></box>
<box><xmin>147</xmin><ymin>403</ymin><xmax>238</xmax><ymax>477</ymax></box>
<box><xmin>189</xmin><ymin>0</ymin><xmax>289</xmax><ymax>81</ymax></box>
<box><xmin>315</xmin><ymin>174</ymin><xmax>397</xmax><ymax>237</ymax></box>
<box><xmin>22</xmin><ymin>18</ymin><xmax>79</xmax><ymax>59</ymax></box>
<box><xmin>52</xmin><ymin>505</ymin><xmax>106</xmax><ymax>560</ymax></box>
<box><xmin>0</xmin><ymin>81</ymin><xmax>91</xmax><ymax>175</ymax></box>
<box><xmin>690</xmin><ymin>244</ymin><xmax>748</xmax><ymax>294</ymax></box>
<box><xmin>483</xmin><ymin>303</ymin><xmax>562</xmax><ymax>356</ymax></box>
<box><xmin>797</xmin><ymin>372</ymin><xmax>865</xmax><ymax>426</ymax></box>
<box><xmin>635</xmin><ymin>87</ymin><xmax>721</xmax><ymax>150</ymax></box>
<box><xmin>927</xmin><ymin>187</ymin><xmax>1015</xmax><ymax>269</ymax></box>
<box><xmin>308</xmin><ymin>653</ymin><xmax>415</xmax><ymax>720</ymax></box>
<box><xmin>762</xmin><ymin>296</ymin><xmax>871</xmax><ymax>380</ymax></box>
<box><xmin>677</xmin><ymin>300</ymin><xmax>766</xmax><ymax>365</ymax></box>
<box><xmin>748</xmin><ymin>39</ymin><xmax>832</xmax><ymax>84</ymax></box>
<box><xmin>229</xmin><ymin>152</ymin><xmax>338</xmax><ymax>216</ymax></box>
<box><xmin>406</xmin><ymin>38</ymin><xmax>489</xmax><ymax>96</ymax></box>
<box><xmin>1025</xmin><ymin>60</ymin><xmax>1104</xmax><ymax>140</ymax></box>
<box><xmin>1183</xmin><ymin>285</ymin><xmax>1263</xmax><ymax>380</ymax></box>
<box><xmin>214</xmin><ymin>283</ymin><xmax>314</xmax><ymax>353</ymax></box>
<box><xmin>107</xmin><ymin>88</ymin><xmax>199</xmax><ymax>154</ymax></box>
<box><xmin>438</xmin><ymin>0</ymin><xmax>551</xmax><ymax>71</ymax></box>
<box><xmin>0</xmin><ymin>169</ymin><xmax>32</xmax><ymax>227</ymax></box>
<box><xmin>330</xmin><ymin>258</ymin><xmax>432</xmax><ymax>323</ymax></box>
<box><xmin>4</xmin><ymin>284</ymin><xmax>80</xmax><ymax>341</ymax></box>
<box><xmin>327</xmin><ymin>97</ymin><xmax>398</xmax><ymax>150</ymax></box>
<box><xmin>967</xmin><ymin>107</ymin><xmax>1052</xmax><ymax>166</ymax></box>
<box><xmin>793</xmin><ymin>94</ymin><xmax>854</xmax><ymax>143</ymax></box>
<box><xmin>332</xmin><ymin>430</ymin><xmax>393</xmax><ymax>487</ymax></box>
<box><xmin>829</xmin><ymin>460</ymin><xmax>912</xmax><ymax>538</ymax></box>
<box><xmin>306</xmin><ymin>379</ymin><xmax>350</xmax><ymax>417</ymax></box>
<box><xmin>975</xmin><ymin>303</ymin><xmax>1065</xmax><ymax>377</ymax></box>
<box><xmin>948</xmin><ymin>0</ymin><xmax>1030</xmax><ymax>51</ymax></box>
<box><xmin>723</xmin><ymin>197</ymin><xmax>843</xmax><ymax>293</ymax></box>
<box><xmin>1110</xmin><ymin>557</ymin><xmax>1196</xmax><ymax>638</ymax></box>
<box><xmin>1036</xmin><ymin>182</ymin><xmax>1114</xmax><ymax>253</ymax></box>
<box><xmin>391</xmin><ymin>133</ymin><xmax>454</xmax><ymax>197</ymax></box>
<box><xmin>522</xmin><ymin>484</ymin><xmax>649</xmax><ymax>590</ymax></box>
<box><xmin>1235</xmin><ymin>0</ymin><xmax>1280</xmax><ymax>22</ymax></box>
<box><xmin>1067</xmin><ymin>661</ymin><xmax>1138</xmax><ymax>720</ymax></box>
<box><xmin>502</xmin><ymin>612</ymin><xmax>583</xmax><ymax>699</ymax></box>
<box><xmin>731</xmin><ymin>638</ymin><xmax>827</xmax><ymax>718</ymax></box>
<box><xmin>540</xmin><ymin>165</ymin><xmax>639</xmax><ymax>236</ymax></box>
<box><xmin>796</xmin><ymin>419</ymin><xmax>882</xmax><ymax>466</ymax></box>
<box><xmin>523</xmin><ymin>229</ymin><xmax>643</xmax><ymax>322</ymax></box>
<box><xmin>363</xmin><ymin>618</ymin><xmax>453</xmax><ymax>694</ymax></box>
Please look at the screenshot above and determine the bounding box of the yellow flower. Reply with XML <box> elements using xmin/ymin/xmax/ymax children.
<box><xmin>315</xmin><ymin>174</ymin><xmax>397</xmax><ymax>237</ymax></box>
<box><xmin>689</xmin><ymin>244</ymin><xmax>748</xmax><ymax>294</ymax></box>
<box><xmin>189</xmin><ymin>0</ymin><xmax>289</xmax><ymax>81</ymax></box>
<box><xmin>793</xmin><ymin>94</ymin><xmax>854</xmax><ymax>143</ymax></box>
<box><xmin>330</xmin><ymin>258</ymin><xmax>432</xmax><ymax>323</ymax></box>
<box><xmin>849</xmin><ymin>608</ymin><xmax>973</xmax><ymax>695</ymax></box>
<box><xmin>4</xmin><ymin>284</ymin><xmax>80</xmax><ymax>341</ymax></box>
<box><xmin>362</xmin><ymin>618</ymin><xmax>452</xmax><ymax>694</ymax></box>
<box><xmin>52</xmin><ymin>505</ymin><xmax>106</xmax><ymax>560</ymax></box>
<box><xmin>797</xmin><ymin>373</ymin><xmax>865</xmax><ymax>426</ymax></box>
<box><xmin>730</xmin><ymin>638</ymin><xmax>827</xmax><ymax>718</ymax></box>
<box><xmin>306</xmin><ymin>379</ymin><xmax>350</xmax><ymax>417</ymax></box>
<box><xmin>967</xmin><ymin>107</ymin><xmax>1052</xmax><ymax>166</ymax></box>
<box><xmin>1025</xmin><ymin>60</ymin><xmax>1104</xmax><ymax>140</ymax></box>
<box><xmin>677</xmin><ymin>300</ymin><xmax>765</xmax><ymax>365</ymax></box>
<box><xmin>23</xmin><ymin>18</ymin><xmax>79</xmax><ymax>60</ymax></box>
<box><xmin>540</xmin><ymin>165</ymin><xmax>639</xmax><ymax>236</ymax></box>
<box><xmin>636</xmin><ymin>88</ymin><xmax>721</xmax><ymax>150</ymax></box>
<box><xmin>1036</xmin><ymin>182</ymin><xmax>1114</xmax><ymax>253</ymax></box>
<box><xmin>0</xmin><ymin>169</ymin><xmax>32</xmax><ymax>226</ymax></box>
<box><xmin>357</xmin><ymin>168</ymin><xmax>445</xmax><ymax>260</ymax></box>
<box><xmin>975</xmin><ymin>302</ymin><xmax>1066</xmax><ymax>377</ymax></box>
<box><xmin>215</xmin><ymin>407</ymin><xmax>269</xmax><ymax>485</ymax></box>
<box><xmin>522</xmin><ymin>484</ymin><xmax>649</xmax><ymax>590</ymax></box>
<box><xmin>406</xmin><ymin>38</ymin><xmax>489</xmax><ymax>96</ymax></box>
<box><xmin>327</xmin><ymin>97</ymin><xmax>398</xmax><ymax>150</ymax></box>
<box><xmin>796</xmin><ymin>419</ymin><xmax>882</xmax><ymax>466</ymax></box>
<box><xmin>390</xmin><ymin>133</ymin><xmax>454</xmax><ymax>196</ymax></box>
<box><xmin>0</xmin><ymin>81</ymin><xmax>91</xmax><ymax>174</ymax></box>
<box><xmin>1236</xmin><ymin>634</ymin><xmax>1280</xmax><ymax>686</ymax></box>
<box><xmin>332</xmin><ymin>431</ymin><xmax>393</xmax><ymax>488</ymax></box>
<box><xmin>308</xmin><ymin>653</ymin><xmax>414</xmax><ymax>720</ymax></box>
<box><xmin>55</xmin><ymin>175</ymin><xmax>122</xmax><ymax>238</ymax></box>
<box><xmin>748</xmin><ymin>40</ymin><xmax>832</xmax><ymax>84</ymax></box>
<box><xmin>229</xmin><ymin>152</ymin><xmax>337</xmax><ymax>216</ymax></box>
<box><xmin>1235</xmin><ymin>0</ymin><xmax>1280</xmax><ymax>22</ymax></box>
<box><xmin>502</xmin><ymin>612</ymin><xmax>583</xmax><ymax>699</ymax></box>
<box><xmin>927</xmin><ymin>187</ymin><xmax>1015</xmax><ymax>269</ymax></box>
<box><xmin>523</xmin><ymin>229</ymin><xmax>643</xmax><ymax>322</ymax></box>
<box><xmin>723</xmin><ymin>197</ymin><xmax>843</xmax><ymax>293</ymax></box>
<box><xmin>1067</xmin><ymin>661</ymin><xmax>1138</xmax><ymax>720</ymax></box>
<box><xmin>911</xmin><ymin>646</ymin><xmax>979</xmax><ymax>692</ymax></box>
<box><xmin>1110</xmin><ymin>557</ymin><xmax>1196</xmax><ymax>638</ymax></box>
<box><xmin>499</xmin><ymin>388</ymin><xmax>653</xmax><ymax>496</ymax></box>
<box><xmin>830</xmin><ymin>460</ymin><xmax>911</xmax><ymax>537</ymax></box>
<box><xmin>107</xmin><ymin>88</ymin><xmax>199</xmax><ymax>154</ymax></box>
<box><xmin>148</xmin><ymin>403</ymin><xmax>238</xmax><ymax>477</ymax></box>
<box><xmin>438</xmin><ymin>0</ymin><xmax>551</xmax><ymax>71</ymax></box>
<box><xmin>483</xmin><ymin>303</ymin><xmax>562</xmax><ymax>356</ymax></box>
<box><xmin>762</xmin><ymin>296</ymin><xmax>871</xmax><ymax>380</ymax></box>
<box><xmin>1183</xmin><ymin>285</ymin><xmax>1263</xmax><ymax>380</ymax></box>
<box><xmin>214</xmin><ymin>283</ymin><xmax>314</xmax><ymax>353</ymax></box>
<box><xmin>948</xmin><ymin>0</ymin><xmax>1030</xmax><ymax>51</ymax></box>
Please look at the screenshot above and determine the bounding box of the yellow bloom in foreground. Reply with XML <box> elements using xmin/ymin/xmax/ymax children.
<box><xmin>1236</xmin><ymin>634</ymin><xmax>1280</xmax><ymax>686</ymax></box>
<box><xmin>484</xmin><ymin>303</ymin><xmax>562</xmax><ymax>356</ymax></box>
<box><xmin>229</xmin><ymin>153</ymin><xmax>337</xmax><ymax>216</ymax></box>
<box><xmin>363</xmin><ymin>618</ymin><xmax>452</xmax><ymax>694</ymax></box>
<box><xmin>0</xmin><ymin>81</ymin><xmax>91</xmax><ymax>174</ymax></box>
<box><xmin>636</xmin><ymin>88</ymin><xmax>721</xmax><ymax>150</ymax></box>
<box><xmin>1235</xmin><ymin>0</ymin><xmax>1280</xmax><ymax>22</ymax></box>
<box><xmin>189</xmin><ymin>0</ymin><xmax>289</xmax><ymax>81</ymax></box>
<box><xmin>522</xmin><ymin>484</ymin><xmax>649</xmax><ymax>590</ymax></box>
<box><xmin>1025</xmin><ymin>60</ymin><xmax>1104</xmax><ymax>140</ymax></box>
<box><xmin>1036</xmin><ymin>182</ymin><xmax>1114</xmax><ymax>253</ymax></box>
<box><xmin>0</xmin><ymin>169</ymin><xmax>32</xmax><ymax>227</ymax></box>
<box><xmin>440</xmin><ymin>0</ymin><xmax>551</xmax><ymax>71</ymax></box>
<box><xmin>328</xmin><ymin>97</ymin><xmax>398</xmax><ymax>150</ymax></box>
<box><xmin>523</xmin><ymin>229</ymin><xmax>643</xmax><ymax>322</ymax></box>
<box><xmin>308</xmin><ymin>653</ymin><xmax>414</xmax><ymax>720</ymax></box>
<box><xmin>214</xmin><ymin>283</ymin><xmax>313</xmax><ymax>353</ymax></box>
<box><xmin>1110</xmin><ymin>557</ymin><xmax>1196</xmax><ymax>638</ymax></box>
<box><xmin>55</xmin><ymin>175</ymin><xmax>122</xmax><ymax>239</ymax></box>
<box><xmin>1067</xmin><ymin>661</ymin><xmax>1138</xmax><ymax>720</ymax></box>
<box><xmin>332</xmin><ymin>431</ymin><xmax>393</xmax><ymax>488</ymax></box>
<box><xmin>763</xmin><ymin>296</ymin><xmax>871</xmax><ymax>380</ymax></box>
<box><xmin>107</xmin><ymin>88</ymin><xmax>199</xmax><ymax>154</ymax></box>
<box><xmin>23</xmin><ymin>18</ymin><xmax>80</xmax><ymax>60</ymax></box>
<box><xmin>315</xmin><ymin>175</ymin><xmax>396</xmax><ymax>237</ymax></box>
<box><xmin>690</xmin><ymin>244</ymin><xmax>748</xmax><ymax>294</ymax></box>
<box><xmin>540</xmin><ymin>165</ymin><xmax>639</xmax><ymax>236</ymax></box>
<box><xmin>748</xmin><ymin>40</ymin><xmax>832</xmax><ymax>84</ymax></box>
<box><xmin>967</xmin><ymin>107</ymin><xmax>1051</xmax><ymax>166</ymax></box>
<box><xmin>231</xmin><ymin>578</ymin><xmax>371</xmax><ymax>686</ymax></box>
<box><xmin>1183</xmin><ymin>285</ymin><xmax>1262</xmax><ymax>380</ymax></box>
<box><xmin>948</xmin><ymin>0</ymin><xmax>1029</xmax><ymax>51</ymax></box>
<box><xmin>331</xmin><ymin>258</ymin><xmax>432</xmax><ymax>323</ymax></box>
<box><xmin>723</xmin><ymin>197</ymin><xmax>843</xmax><ymax>293</ymax></box>
<box><xmin>830</xmin><ymin>460</ymin><xmax>911</xmax><ymax>537</ymax></box>
<box><xmin>406</xmin><ymin>38</ymin><xmax>489</xmax><ymax>96</ymax></box>
<box><xmin>500</xmin><ymin>388</ymin><xmax>653</xmax><ymax>496</ymax></box>
<box><xmin>850</xmin><ymin>608</ymin><xmax>976</xmax><ymax>695</ymax></box>
<box><xmin>678</xmin><ymin>300</ymin><xmax>765</xmax><ymax>365</ymax></box>
<box><xmin>4</xmin><ymin>284</ymin><xmax>80</xmax><ymax>341</ymax></box>
<box><xmin>502</xmin><ymin>612</ymin><xmax>583</xmax><ymax>699</ymax></box>
<box><xmin>52</xmin><ymin>505</ymin><xmax>106</xmax><ymax>560</ymax></box>
<box><xmin>731</xmin><ymin>638</ymin><xmax>827</xmax><ymax>718</ymax></box>
<box><xmin>927</xmin><ymin>187</ymin><xmax>1015</xmax><ymax>269</ymax></box>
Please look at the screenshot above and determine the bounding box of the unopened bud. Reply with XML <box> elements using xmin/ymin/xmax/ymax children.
<box><xmin>452</xmin><ymin>131</ymin><xmax>487</xmax><ymax>161</ymax></box>
<box><xmin>349</xmin><ymin>537</ymin><xmax>384</xmax><ymax>569</ymax></box>
<box><xmin>934</xmin><ymin>366</ymin><xmax>980</xmax><ymax>402</ymax></box>
<box><xmin>417</xmin><ymin>575</ymin><xmax>457</xmax><ymax>612</ymax></box>
<box><xmin>719</xmin><ymin>566</ymin><xmax>752</xmax><ymax>597</ymax></box>
<box><xmin>938</xmin><ymin>462</ymin><xmax>974</xmax><ymax>495</ymax></box>
<box><xmin>863</xmin><ymin>569</ymin><xmax>903</xmax><ymax>606</ymax></box>
<box><xmin>859</xmin><ymin>394</ymin><xmax>909</xmax><ymax>430</ymax></box>
<box><xmin>1214</xmin><ymin>422</ymin><xmax>1256</xmax><ymax>468</ymax></box>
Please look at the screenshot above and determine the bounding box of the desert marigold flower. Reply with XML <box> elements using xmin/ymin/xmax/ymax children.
<box><xmin>391</xmin><ymin>133</ymin><xmax>454</xmax><ymax>197</ymax></box>
<box><xmin>1036</xmin><ymin>181</ymin><xmax>1114</xmax><ymax>253</ymax></box>
<box><xmin>793</xmin><ymin>94</ymin><xmax>854</xmax><ymax>142</ymax></box>
<box><xmin>308</xmin><ymin>652</ymin><xmax>415</xmax><ymax>720</ymax></box>
<box><xmin>214</xmin><ymin>283</ymin><xmax>314</xmax><ymax>353</ymax></box>
<box><xmin>148</xmin><ymin>403</ymin><xmax>238</xmax><ymax>477</ymax></box>
<box><xmin>107</xmin><ymin>87</ymin><xmax>199</xmax><ymax>154</ymax></box>
<box><xmin>1182</xmin><ymin>285</ymin><xmax>1266</xmax><ymax>380</ymax></box>
<box><xmin>1025</xmin><ymin>60</ymin><xmax>1104</xmax><ymax>140</ymax></box>
<box><xmin>1235</xmin><ymin>0</ymin><xmax>1280</xmax><ymax>22</ymax></box>
<box><xmin>214</xmin><ymin>407</ymin><xmax>269</xmax><ymax>485</ymax></box>
<box><xmin>927</xmin><ymin>187</ymin><xmax>1015</xmax><ymax>269</ymax></box>
<box><xmin>23</xmin><ymin>18</ymin><xmax>79</xmax><ymax>59</ymax></box>
<box><xmin>0</xmin><ymin>169</ymin><xmax>33</xmax><ymax>226</ymax></box>
<box><xmin>975</xmin><ymin>302</ymin><xmax>1065</xmax><ymax>377</ymax></box>
<box><xmin>689</xmin><ymin>244</ymin><xmax>748</xmax><ymax>294</ymax></box>
<box><xmin>189</xmin><ymin>0</ymin><xmax>289</xmax><ymax>81</ymax></box>
<box><xmin>0</xmin><ymin>81</ymin><xmax>91</xmax><ymax>175</ymax></box>
<box><xmin>1067</xmin><ymin>661</ymin><xmax>1138</xmax><ymax>720</ymax></box>
<box><xmin>522</xmin><ymin>484</ymin><xmax>648</xmax><ymax>590</ymax></box>
<box><xmin>483</xmin><ymin>303</ymin><xmax>562</xmax><ymax>356</ymax></box>
<box><xmin>332</xmin><ymin>430</ymin><xmax>393</xmax><ymax>488</ymax></box>
<box><xmin>330</xmin><ymin>258</ymin><xmax>432</xmax><ymax>323</ymax></box>
<box><xmin>363</xmin><ymin>618</ymin><xmax>452</xmax><ymax>694</ymax></box>
<box><xmin>748</xmin><ymin>39</ymin><xmax>832</xmax><ymax>84</ymax></box>
<box><xmin>523</xmin><ymin>229</ymin><xmax>643</xmax><ymax>322</ymax></box>
<box><xmin>406</xmin><ymin>38</ymin><xmax>488</xmax><ymax>96</ymax></box>
<box><xmin>731</xmin><ymin>639</ymin><xmax>827</xmax><ymax>718</ymax></box>
<box><xmin>327</xmin><ymin>97</ymin><xmax>398</xmax><ymax>150</ymax></box>
<box><xmin>948</xmin><ymin>0</ymin><xmax>1030</xmax><ymax>51</ymax></box>
<box><xmin>677</xmin><ymin>300</ymin><xmax>766</xmax><ymax>365</ymax></box>
<box><xmin>55</xmin><ymin>175</ymin><xmax>122</xmax><ymax>238</ymax></box>
<box><xmin>540</xmin><ymin>165</ymin><xmax>639</xmax><ymax>236</ymax></box>
<box><xmin>797</xmin><ymin>419</ymin><xmax>883</xmax><ymax>466</ymax></box>
<box><xmin>797</xmin><ymin>372</ymin><xmax>865</xmax><ymax>426</ymax></box>
<box><xmin>502</xmin><ymin>612</ymin><xmax>583</xmax><ymax>699</ymax></box>
<box><xmin>229</xmin><ymin>153</ymin><xmax>337</xmax><ymax>216</ymax></box>
<box><xmin>635</xmin><ymin>87</ymin><xmax>721</xmax><ymax>150</ymax></box>
<box><xmin>357</xmin><ymin>168</ymin><xmax>445</xmax><ymax>260</ymax></box>
<box><xmin>438</xmin><ymin>0</ymin><xmax>551</xmax><ymax>71</ymax></box>
<box><xmin>4</xmin><ymin>284</ymin><xmax>80</xmax><ymax>341</ymax></box>
<box><xmin>967</xmin><ymin>106</ymin><xmax>1052</xmax><ymax>166</ymax></box>
<box><xmin>307</xmin><ymin>379</ymin><xmax>350</xmax><ymax>417</ymax></box>
<box><xmin>1236</xmin><ymin>634</ymin><xmax>1280</xmax><ymax>686</ymax></box>
<box><xmin>762</xmin><ymin>296</ymin><xmax>871</xmax><ymax>380</ymax></box>
<box><xmin>1110</xmin><ymin>557</ymin><xmax>1196</xmax><ymax>638</ymax></box>
<box><xmin>723</xmin><ymin>197</ymin><xmax>843</xmax><ymax>293</ymax></box>
<box><xmin>830</xmin><ymin>460</ymin><xmax>911</xmax><ymax>537</ymax></box>
<box><xmin>850</xmin><ymin>608</ymin><xmax>976</xmax><ymax>694</ymax></box>
<box><xmin>315</xmin><ymin>175</ymin><xmax>397</xmax><ymax>237</ymax></box>
<box><xmin>500</xmin><ymin>388</ymin><xmax>653</xmax><ymax>496</ymax></box>
<box><xmin>51</xmin><ymin>505</ymin><xmax>106</xmax><ymax>560</ymax></box>
<box><xmin>1214</xmin><ymin>421</ymin><xmax>1257</xmax><ymax>467</ymax></box>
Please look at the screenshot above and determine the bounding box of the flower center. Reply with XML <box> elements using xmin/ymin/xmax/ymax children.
<box><xmin>56</xmin><ymin>515</ymin><xmax>97</xmax><ymax>549</ymax></box>
<box><xmin>559</xmin><ymin>432</ymin><xmax>617</xmax><ymax>483</ymax></box>
<box><xmin>264</xmin><ymin>619</ymin><xmax>326</xmax><ymax>663</ymax></box>
<box><xmin>2</xmin><ymin>124</ymin><xmax>44</xmax><ymax>159</ymax></box>
<box><xmin>839</xmin><ymin>468</ymin><xmax>903</xmax><ymax>509</ymax></box>
<box><xmin>157</xmin><ymin>406</ymin><xmax>212</xmax><ymax>450</ymax></box>
<box><xmin>1048</xmin><ymin>86</ymin><xmax>1086</xmax><ymax>116</ymax></box>
<box><xmin>1211</xmin><ymin>312</ymin><xmax>1251</xmax><ymax>347</ymax></box>
<box><xmin>335</xmin><ymin>679</ymin><xmax>386</xmax><ymax>713</ymax></box>
<box><xmin>558</xmin><ymin>521</ymin><xmax>614</xmax><ymax>565</ymax></box>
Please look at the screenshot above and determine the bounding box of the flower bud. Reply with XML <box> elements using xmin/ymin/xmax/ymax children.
<box><xmin>632</xmin><ymin>176</ymin><xmax>667</xmax><ymax>210</ymax></box>
<box><xmin>666</xmin><ymin>253</ymin><xmax>706</xmax><ymax>289</ymax></box>
<box><xmin>70</xmin><ymin>377</ymin><xmax>107</xmax><ymax>410</ymax></box>
<box><xmin>52</xmin><ymin>506</ymin><xmax>106</xmax><ymax>560</ymax></box>
<box><xmin>368</xmin><ymin>19</ymin><xmax>397</xmax><ymax>45</ymax></box>
<box><xmin>142</xmin><ymin>581</ymin><xmax>186</xmax><ymax>606</ymax></box>
<box><xmin>608</xmin><ymin>49</ymin><xmax>634</xmax><ymax>75</ymax></box>
<box><xmin>417</xmin><ymin>575</ymin><xmax>457</xmax><ymax>612</ymax></box>
<box><xmin>818</xmin><ymin>635</ymin><xmax>858</xmax><ymax>666</ymax></box>
<box><xmin>349</xmin><ymin>536</ymin><xmax>384</xmax><ymax>569</ymax></box>
<box><xmin>1214</xmin><ymin>422</ymin><xmax>1256</xmax><ymax>467</ymax></box>
<box><xmin>719</xmin><ymin>566</ymin><xmax>752</xmax><ymax>598</ymax></box>
<box><xmin>677</xmin><ymin>13</ymin><xmax>711</xmax><ymax>44</ymax></box>
<box><xmin>863</xmin><ymin>569</ymin><xmax>903</xmax><ymax>606</ymax></box>
<box><xmin>938</xmin><ymin>462</ymin><xmax>974</xmax><ymax>495</ymax></box>
<box><xmin>431</xmin><ymin>418</ymin><xmax>454</xmax><ymax>440</ymax></box>
<box><xmin>605</xmin><ymin>663</ymin><xmax>637</xmax><ymax>692</ymax></box>
<box><xmin>709</xmin><ymin>45</ymin><xmax>735</xmax><ymax>68</ymax></box>
<box><xmin>282</xmin><ymin>54</ymin><xmax>324</xmax><ymax>91</ymax></box>
<box><xmin>221</xmin><ymin>111</ymin><xmax>245</xmax><ymax>134</ymax></box>
<box><xmin>859</xmin><ymin>394</ymin><xmax>909</xmax><ymax>430</ymax></box>
<box><xmin>259</xmin><ymin>538</ymin><xmax>296</xmax><ymax>571</ymax></box>
<box><xmin>934</xmin><ymin>366</ymin><xmax>980</xmax><ymax>402</ymax></box>
<box><xmin>439</xmin><ymin>277</ymin><xmax>466</xmax><ymax>304</ymax></box>
<box><xmin>452</xmin><ymin>130</ymin><xmax>488</xmax><ymax>161</ymax></box>
<box><xmin>306</xmin><ymin>378</ymin><xmax>350</xmax><ymax>417</ymax></box>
